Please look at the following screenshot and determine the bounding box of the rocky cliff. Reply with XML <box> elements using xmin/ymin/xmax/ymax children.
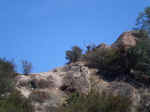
<box><xmin>16</xmin><ymin>31</ymin><xmax>150</xmax><ymax>112</ymax></box>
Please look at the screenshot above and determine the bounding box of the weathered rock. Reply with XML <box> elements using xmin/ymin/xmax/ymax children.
<box><xmin>92</xmin><ymin>80</ymin><xmax>140</xmax><ymax>112</ymax></box>
<box><xmin>137</xmin><ymin>89</ymin><xmax>150</xmax><ymax>112</ymax></box>
<box><xmin>16</xmin><ymin>61</ymin><xmax>150</xmax><ymax>112</ymax></box>
<box><xmin>16</xmin><ymin>62</ymin><xmax>91</xmax><ymax>112</ymax></box>
<box><xmin>111</xmin><ymin>31</ymin><xmax>137</xmax><ymax>49</ymax></box>
<box><xmin>96</xmin><ymin>43</ymin><xmax>110</xmax><ymax>49</ymax></box>
<box><xmin>60</xmin><ymin>62</ymin><xmax>90</xmax><ymax>94</ymax></box>
<box><xmin>29</xmin><ymin>89</ymin><xmax>66</xmax><ymax>112</ymax></box>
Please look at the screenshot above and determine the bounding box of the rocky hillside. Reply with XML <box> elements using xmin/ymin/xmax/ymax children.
<box><xmin>16</xmin><ymin>31</ymin><xmax>150</xmax><ymax>112</ymax></box>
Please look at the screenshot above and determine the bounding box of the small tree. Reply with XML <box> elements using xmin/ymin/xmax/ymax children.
<box><xmin>85</xmin><ymin>44</ymin><xmax>97</xmax><ymax>53</ymax></box>
<box><xmin>135</xmin><ymin>6</ymin><xmax>150</xmax><ymax>34</ymax></box>
<box><xmin>65</xmin><ymin>46</ymin><xmax>82</xmax><ymax>64</ymax></box>
<box><xmin>22</xmin><ymin>60</ymin><xmax>32</xmax><ymax>75</ymax></box>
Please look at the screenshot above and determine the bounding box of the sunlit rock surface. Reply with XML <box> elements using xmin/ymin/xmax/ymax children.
<box><xmin>15</xmin><ymin>31</ymin><xmax>149</xmax><ymax>112</ymax></box>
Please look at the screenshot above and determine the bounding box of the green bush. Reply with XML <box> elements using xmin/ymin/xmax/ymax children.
<box><xmin>0</xmin><ymin>58</ymin><xmax>16</xmax><ymax>95</ymax></box>
<box><xmin>84</xmin><ymin>35</ymin><xmax>150</xmax><ymax>81</ymax></box>
<box><xmin>127</xmin><ymin>40</ymin><xmax>150</xmax><ymax>76</ymax></box>
<box><xmin>0</xmin><ymin>91</ymin><xmax>34</xmax><ymax>112</ymax></box>
<box><xmin>0</xmin><ymin>58</ymin><xmax>34</xmax><ymax>112</ymax></box>
<box><xmin>84</xmin><ymin>48</ymin><xmax>127</xmax><ymax>80</ymax></box>
<box><xmin>58</xmin><ymin>91</ymin><xmax>132</xmax><ymax>112</ymax></box>
<box><xmin>65</xmin><ymin>46</ymin><xmax>82</xmax><ymax>64</ymax></box>
<box><xmin>84</xmin><ymin>48</ymin><xmax>117</xmax><ymax>68</ymax></box>
<box><xmin>132</xmin><ymin>30</ymin><xmax>149</xmax><ymax>39</ymax></box>
<box><xmin>135</xmin><ymin>6</ymin><xmax>150</xmax><ymax>33</ymax></box>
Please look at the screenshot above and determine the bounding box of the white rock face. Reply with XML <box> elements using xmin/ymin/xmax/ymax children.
<box><xmin>16</xmin><ymin>62</ymin><xmax>91</xmax><ymax>112</ymax></box>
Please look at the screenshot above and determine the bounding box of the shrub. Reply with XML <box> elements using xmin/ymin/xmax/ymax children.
<box><xmin>84</xmin><ymin>36</ymin><xmax>150</xmax><ymax>81</ymax></box>
<box><xmin>58</xmin><ymin>91</ymin><xmax>132</xmax><ymax>112</ymax></box>
<box><xmin>65</xmin><ymin>46</ymin><xmax>82</xmax><ymax>64</ymax></box>
<box><xmin>85</xmin><ymin>44</ymin><xmax>97</xmax><ymax>53</ymax></box>
<box><xmin>84</xmin><ymin>48</ymin><xmax>126</xmax><ymax>80</ymax></box>
<box><xmin>0</xmin><ymin>58</ymin><xmax>33</xmax><ymax>112</ymax></box>
<box><xmin>0</xmin><ymin>58</ymin><xmax>16</xmax><ymax>95</ymax></box>
<box><xmin>135</xmin><ymin>6</ymin><xmax>150</xmax><ymax>34</ymax></box>
<box><xmin>138</xmin><ymin>89</ymin><xmax>150</xmax><ymax>112</ymax></box>
<box><xmin>127</xmin><ymin>40</ymin><xmax>150</xmax><ymax>76</ymax></box>
<box><xmin>84</xmin><ymin>47</ymin><xmax>117</xmax><ymax>68</ymax></box>
<box><xmin>0</xmin><ymin>91</ymin><xmax>34</xmax><ymax>112</ymax></box>
<box><xmin>22</xmin><ymin>60</ymin><xmax>32</xmax><ymax>75</ymax></box>
<box><xmin>132</xmin><ymin>30</ymin><xmax>149</xmax><ymax>39</ymax></box>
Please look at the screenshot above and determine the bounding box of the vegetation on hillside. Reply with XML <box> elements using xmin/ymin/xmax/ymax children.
<box><xmin>58</xmin><ymin>91</ymin><xmax>132</xmax><ymax>112</ymax></box>
<box><xmin>65</xmin><ymin>31</ymin><xmax>150</xmax><ymax>84</ymax></box>
<box><xmin>65</xmin><ymin>46</ymin><xmax>83</xmax><ymax>64</ymax></box>
<box><xmin>0</xmin><ymin>58</ymin><xmax>34</xmax><ymax>112</ymax></box>
<box><xmin>0</xmin><ymin>91</ymin><xmax>33</xmax><ymax>112</ymax></box>
<box><xmin>0</xmin><ymin>58</ymin><xmax>16</xmax><ymax>95</ymax></box>
<box><xmin>135</xmin><ymin>6</ymin><xmax>150</xmax><ymax>33</ymax></box>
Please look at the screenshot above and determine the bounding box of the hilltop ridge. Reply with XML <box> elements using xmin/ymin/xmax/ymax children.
<box><xmin>15</xmin><ymin>31</ymin><xmax>150</xmax><ymax>112</ymax></box>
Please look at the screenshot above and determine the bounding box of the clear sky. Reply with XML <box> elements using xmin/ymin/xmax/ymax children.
<box><xmin>0</xmin><ymin>0</ymin><xmax>150</xmax><ymax>73</ymax></box>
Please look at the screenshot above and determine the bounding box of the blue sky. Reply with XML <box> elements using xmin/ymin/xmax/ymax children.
<box><xmin>0</xmin><ymin>0</ymin><xmax>149</xmax><ymax>73</ymax></box>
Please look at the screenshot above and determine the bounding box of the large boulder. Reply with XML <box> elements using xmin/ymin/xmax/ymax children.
<box><xmin>96</xmin><ymin>43</ymin><xmax>110</xmax><ymax>49</ymax></box>
<box><xmin>111</xmin><ymin>31</ymin><xmax>137</xmax><ymax>49</ymax></box>
<box><xmin>91</xmin><ymin>80</ymin><xmax>140</xmax><ymax>112</ymax></box>
<box><xmin>60</xmin><ymin>62</ymin><xmax>90</xmax><ymax>94</ymax></box>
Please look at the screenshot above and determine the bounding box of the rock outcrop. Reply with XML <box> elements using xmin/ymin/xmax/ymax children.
<box><xmin>15</xmin><ymin>31</ymin><xmax>148</xmax><ymax>112</ymax></box>
<box><xmin>16</xmin><ymin>62</ymin><xmax>92</xmax><ymax>112</ymax></box>
<box><xmin>96</xmin><ymin>43</ymin><xmax>110</xmax><ymax>49</ymax></box>
<box><xmin>16</xmin><ymin>61</ymin><xmax>142</xmax><ymax>112</ymax></box>
<box><xmin>111</xmin><ymin>31</ymin><xmax>137</xmax><ymax>49</ymax></box>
